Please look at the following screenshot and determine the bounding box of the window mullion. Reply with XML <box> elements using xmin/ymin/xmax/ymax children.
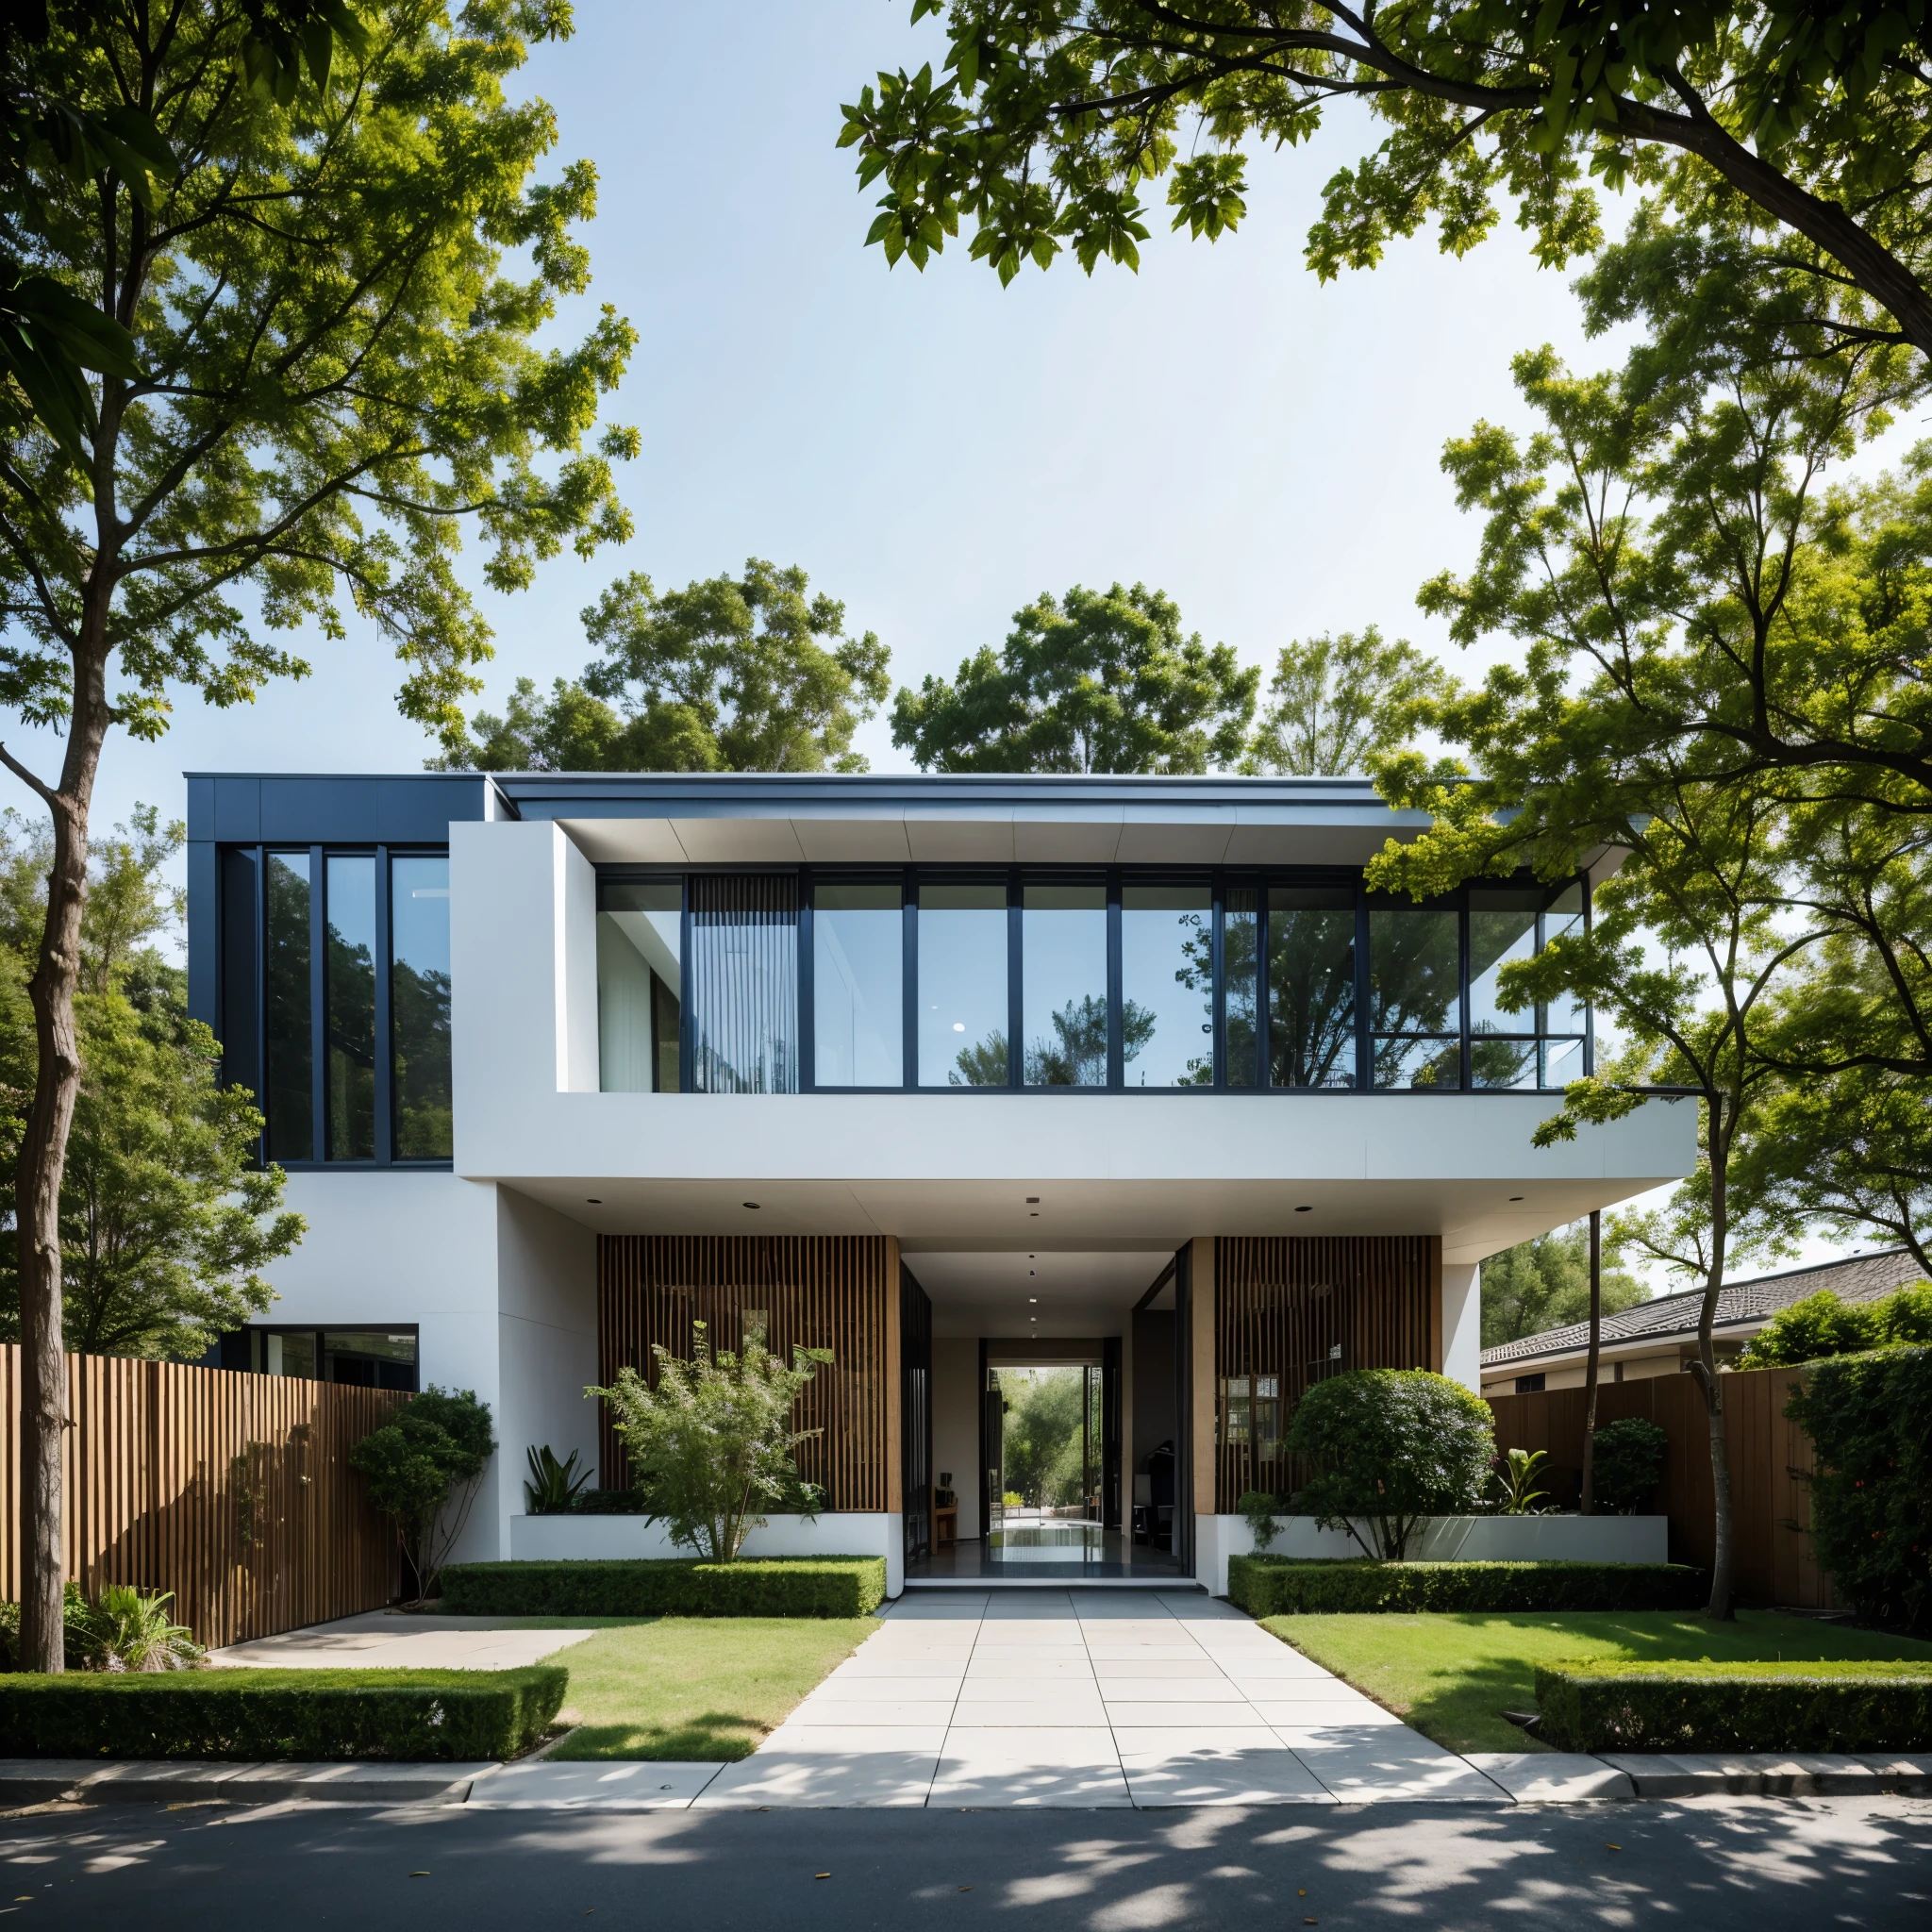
<box><xmin>374</xmin><ymin>845</ymin><xmax>392</xmax><ymax>1163</ymax></box>
<box><xmin>308</xmin><ymin>843</ymin><xmax>325</xmax><ymax>1161</ymax></box>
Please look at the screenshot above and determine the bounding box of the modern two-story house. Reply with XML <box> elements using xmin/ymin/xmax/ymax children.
<box><xmin>186</xmin><ymin>769</ymin><xmax>1695</xmax><ymax>1595</ymax></box>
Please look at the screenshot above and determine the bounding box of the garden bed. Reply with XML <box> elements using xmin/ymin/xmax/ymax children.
<box><xmin>441</xmin><ymin>1556</ymin><xmax>888</xmax><ymax>1619</ymax></box>
<box><xmin>1229</xmin><ymin>1556</ymin><xmax>1706</xmax><ymax>1616</ymax></box>
<box><xmin>1536</xmin><ymin>1658</ymin><xmax>1932</xmax><ymax>1754</ymax></box>
<box><xmin>0</xmin><ymin>1666</ymin><xmax>565</xmax><ymax>1761</ymax></box>
<box><xmin>1266</xmin><ymin>1610</ymin><xmax>1932</xmax><ymax>1753</ymax></box>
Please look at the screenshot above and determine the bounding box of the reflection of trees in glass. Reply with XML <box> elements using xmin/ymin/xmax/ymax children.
<box><xmin>952</xmin><ymin>1029</ymin><xmax>1009</xmax><ymax>1086</ymax></box>
<box><xmin>263</xmin><ymin>856</ymin><xmax>311</xmax><ymax>1162</ymax></box>
<box><xmin>1368</xmin><ymin>908</ymin><xmax>1459</xmax><ymax>1035</ymax></box>
<box><xmin>1023</xmin><ymin>994</ymin><xmax>1155</xmax><ymax>1086</ymax></box>
<box><xmin>1268</xmin><ymin>905</ymin><xmax>1356</xmax><ymax>1088</ymax></box>
<box><xmin>1222</xmin><ymin>894</ymin><xmax>1257</xmax><ymax>1086</ymax></box>
<box><xmin>392</xmin><ymin>960</ymin><xmax>453</xmax><ymax>1157</ymax></box>
<box><xmin>325</xmin><ymin>919</ymin><xmax>375</xmax><ymax>1160</ymax></box>
<box><xmin>999</xmin><ymin>1367</ymin><xmax>1088</xmax><ymax>1508</ymax></box>
<box><xmin>1468</xmin><ymin>1033</ymin><xmax>1537</xmax><ymax>1089</ymax></box>
<box><xmin>1173</xmin><ymin>913</ymin><xmax>1217</xmax><ymax>1085</ymax></box>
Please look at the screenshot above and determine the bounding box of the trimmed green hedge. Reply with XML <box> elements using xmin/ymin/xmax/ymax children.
<box><xmin>441</xmin><ymin>1556</ymin><xmax>889</xmax><ymax>1618</ymax></box>
<box><xmin>1536</xmin><ymin>1659</ymin><xmax>1932</xmax><ymax>1754</ymax></box>
<box><xmin>0</xmin><ymin>1667</ymin><xmax>566</xmax><ymax>1761</ymax></box>
<box><xmin>1227</xmin><ymin>1556</ymin><xmax>1707</xmax><ymax>1617</ymax></box>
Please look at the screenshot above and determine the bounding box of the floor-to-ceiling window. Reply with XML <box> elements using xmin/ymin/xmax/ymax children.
<box><xmin>391</xmin><ymin>856</ymin><xmax>452</xmax><ymax>1156</ymax></box>
<box><xmin>919</xmin><ymin>880</ymin><xmax>1008</xmax><ymax>1087</ymax></box>
<box><xmin>1022</xmin><ymin>883</ymin><xmax>1108</xmax><ymax>1086</ymax></box>
<box><xmin>325</xmin><ymin>855</ymin><xmax>377</xmax><ymax>1160</ymax></box>
<box><xmin>1368</xmin><ymin>901</ymin><xmax>1462</xmax><ymax>1091</ymax></box>
<box><xmin>690</xmin><ymin>875</ymin><xmax>798</xmax><ymax>1093</ymax></box>
<box><xmin>1267</xmin><ymin>888</ymin><xmax>1357</xmax><ymax>1089</ymax></box>
<box><xmin>1119</xmin><ymin>884</ymin><xmax>1213</xmax><ymax>1087</ymax></box>
<box><xmin>815</xmin><ymin>881</ymin><xmax>903</xmax><ymax>1087</ymax></box>
<box><xmin>598</xmin><ymin>879</ymin><xmax>682</xmax><ymax>1093</ymax></box>
<box><xmin>262</xmin><ymin>851</ymin><xmax>313</xmax><ymax>1162</ymax></box>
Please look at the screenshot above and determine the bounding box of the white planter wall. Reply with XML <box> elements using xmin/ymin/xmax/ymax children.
<box><xmin>507</xmin><ymin>1511</ymin><xmax>905</xmax><ymax>1598</ymax></box>
<box><xmin>1194</xmin><ymin>1512</ymin><xmax>1671</xmax><ymax>1598</ymax></box>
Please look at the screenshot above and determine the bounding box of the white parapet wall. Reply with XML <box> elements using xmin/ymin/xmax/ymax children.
<box><xmin>1193</xmin><ymin>1512</ymin><xmax>1672</xmax><ymax>1598</ymax></box>
<box><xmin>508</xmin><ymin>1511</ymin><xmax>906</xmax><ymax>1598</ymax></box>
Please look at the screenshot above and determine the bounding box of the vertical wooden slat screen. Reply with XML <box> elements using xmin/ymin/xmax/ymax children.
<box><xmin>0</xmin><ymin>1346</ymin><xmax>404</xmax><ymax>1648</ymax></box>
<box><xmin>598</xmin><ymin>1236</ymin><xmax>893</xmax><ymax>1510</ymax></box>
<box><xmin>1487</xmin><ymin>1365</ymin><xmax>1835</xmax><ymax>1609</ymax></box>
<box><xmin>1214</xmin><ymin>1236</ymin><xmax>1437</xmax><ymax>1511</ymax></box>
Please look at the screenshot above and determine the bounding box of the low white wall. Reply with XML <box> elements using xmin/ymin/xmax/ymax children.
<box><xmin>508</xmin><ymin>1511</ymin><xmax>905</xmax><ymax>1597</ymax></box>
<box><xmin>1194</xmin><ymin>1512</ymin><xmax>1671</xmax><ymax>1597</ymax></box>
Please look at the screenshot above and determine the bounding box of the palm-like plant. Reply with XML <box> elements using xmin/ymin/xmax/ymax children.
<box><xmin>1493</xmin><ymin>1448</ymin><xmax>1552</xmax><ymax>1517</ymax></box>
<box><xmin>80</xmin><ymin>1587</ymin><xmax>203</xmax><ymax>1672</ymax></box>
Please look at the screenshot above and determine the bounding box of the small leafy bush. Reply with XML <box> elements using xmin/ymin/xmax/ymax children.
<box><xmin>441</xmin><ymin>1556</ymin><xmax>888</xmax><ymax>1618</ymax></box>
<box><xmin>591</xmin><ymin>1321</ymin><xmax>828</xmax><ymax>1563</ymax></box>
<box><xmin>0</xmin><ymin>1666</ymin><xmax>566</xmax><ymax>1760</ymax></box>
<box><xmin>1535</xmin><ymin>1659</ymin><xmax>1932</xmax><ymax>1754</ymax></box>
<box><xmin>1787</xmin><ymin>1344</ymin><xmax>1932</xmax><ymax>1633</ymax></box>
<box><xmin>1229</xmin><ymin>1557</ymin><xmax>1705</xmax><ymax>1617</ymax></box>
<box><xmin>0</xmin><ymin>1585</ymin><xmax>205</xmax><ymax>1674</ymax></box>
<box><xmin>350</xmin><ymin>1387</ymin><xmax>496</xmax><ymax>1599</ymax></box>
<box><xmin>1281</xmin><ymin>1370</ymin><xmax>1494</xmax><ymax>1559</ymax></box>
<box><xmin>1590</xmin><ymin>1417</ymin><xmax>1668</xmax><ymax>1514</ymax></box>
<box><xmin>1237</xmin><ymin>1491</ymin><xmax>1282</xmax><ymax>1551</ymax></box>
<box><xmin>524</xmin><ymin>1445</ymin><xmax>592</xmax><ymax>1515</ymax></box>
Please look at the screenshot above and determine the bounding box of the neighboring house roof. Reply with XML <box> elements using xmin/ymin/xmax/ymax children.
<box><xmin>1478</xmin><ymin>1248</ymin><xmax>1927</xmax><ymax>1372</ymax></box>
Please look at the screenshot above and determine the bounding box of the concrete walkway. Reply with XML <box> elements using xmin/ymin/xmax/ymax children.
<box><xmin>694</xmin><ymin>1587</ymin><xmax>1507</xmax><ymax>1807</ymax></box>
<box><xmin>207</xmin><ymin>1611</ymin><xmax>598</xmax><ymax>1672</ymax></box>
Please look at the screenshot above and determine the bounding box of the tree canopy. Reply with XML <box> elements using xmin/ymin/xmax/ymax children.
<box><xmin>1480</xmin><ymin>1222</ymin><xmax>1644</xmax><ymax>1348</ymax></box>
<box><xmin>1243</xmin><ymin>628</ymin><xmax>1445</xmax><ymax>776</ymax></box>
<box><xmin>844</xmin><ymin>3</ymin><xmax>1932</xmax><ymax>361</ymax></box>
<box><xmin>0</xmin><ymin>807</ymin><xmax>302</xmax><ymax>1357</ymax></box>
<box><xmin>441</xmin><ymin>559</ymin><xmax>891</xmax><ymax>773</ymax></box>
<box><xmin>892</xmin><ymin>580</ymin><xmax>1257</xmax><ymax>773</ymax></box>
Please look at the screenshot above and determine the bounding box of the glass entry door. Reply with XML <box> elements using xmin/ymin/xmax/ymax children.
<box><xmin>985</xmin><ymin>1363</ymin><xmax>1104</xmax><ymax>1564</ymax></box>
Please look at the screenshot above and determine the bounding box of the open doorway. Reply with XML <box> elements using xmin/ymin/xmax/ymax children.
<box><xmin>986</xmin><ymin>1362</ymin><xmax>1103</xmax><ymax>1561</ymax></box>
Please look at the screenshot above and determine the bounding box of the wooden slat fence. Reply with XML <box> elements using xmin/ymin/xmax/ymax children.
<box><xmin>1215</xmin><ymin>1236</ymin><xmax>1440</xmax><ymax>1511</ymax></box>
<box><xmin>598</xmin><ymin>1235</ymin><xmax>892</xmax><ymax>1508</ymax></box>
<box><xmin>0</xmin><ymin>1346</ymin><xmax>406</xmax><ymax>1648</ymax></box>
<box><xmin>1486</xmin><ymin>1363</ymin><xmax>1833</xmax><ymax>1609</ymax></box>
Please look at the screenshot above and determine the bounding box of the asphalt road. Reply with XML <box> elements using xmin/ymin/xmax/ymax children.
<box><xmin>1</xmin><ymin>1793</ymin><xmax>1928</xmax><ymax>1929</ymax></box>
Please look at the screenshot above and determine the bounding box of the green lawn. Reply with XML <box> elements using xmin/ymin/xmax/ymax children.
<box><xmin>1266</xmin><ymin>1610</ymin><xmax>1932</xmax><ymax>1754</ymax></box>
<box><xmin>517</xmin><ymin>1616</ymin><xmax>878</xmax><ymax>1760</ymax></box>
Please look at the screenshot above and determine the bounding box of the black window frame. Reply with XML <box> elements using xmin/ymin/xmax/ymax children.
<box><xmin>219</xmin><ymin>841</ymin><xmax>453</xmax><ymax>1169</ymax></box>
<box><xmin>592</xmin><ymin>863</ymin><xmax>1594</xmax><ymax>1097</ymax></box>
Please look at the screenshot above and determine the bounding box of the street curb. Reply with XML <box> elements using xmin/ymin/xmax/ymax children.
<box><xmin>0</xmin><ymin>1758</ymin><xmax>498</xmax><ymax>1807</ymax></box>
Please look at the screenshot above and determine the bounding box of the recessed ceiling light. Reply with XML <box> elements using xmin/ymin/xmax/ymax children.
<box><xmin>1029</xmin><ymin>1298</ymin><xmax>1038</xmax><ymax>1304</ymax></box>
<box><xmin>742</xmin><ymin>1202</ymin><xmax>760</xmax><ymax>1210</ymax></box>
<box><xmin>1025</xmin><ymin>1197</ymin><xmax>1039</xmax><ymax>1205</ymax></box>
<box><xmin>1030</xmin><ymin>1212</ymin><xmax>1039</xmax><ymax>1218</ymax></box>
<box><xmin>1294</xmin><ymin>1205</ymin><xmax>1312</xmax><ymax>1213</ymax></box>
<box><xmin>586</xmin><ymin>1198</ymin><xmax>602</xmax><ymax>1205</ymax></box>
<box><xmin>1508</xmin><ymin>1195</ymin><xmax>1524</xmax><ymax>1202</ymax></box>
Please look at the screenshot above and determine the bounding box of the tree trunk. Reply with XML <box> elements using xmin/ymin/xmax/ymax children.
<box><xmin>1697</xmin><ymin>1151</ymin><xmax>1737</xmax><ymax>1622</ymax></box>
<box><xmin>1579</xmin><ymin>1210</ymin><xmax>1602</xmax><ymax>1515</ymax></box>
<box><xmin>10</xmin><ymin>641</ymin><xmax>111</xmax><ymax>1674</ymax></box>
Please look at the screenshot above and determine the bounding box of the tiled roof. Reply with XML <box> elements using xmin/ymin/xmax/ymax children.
<box><xmin>1478</xmin><ymin>1248</ymin><xmax>1926</xmax><ymax>1369</ymax></box>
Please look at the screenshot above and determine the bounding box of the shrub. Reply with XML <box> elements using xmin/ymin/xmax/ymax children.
<box><xmin>1281</xmin><ymin>1370</ymin><xmax>1494</xmax><ymax>1559</ymax></box>
<box><xmin>1786</xmin><ymin>1344</ymin><xmax>1932</xmax><ymax>1633</ymax></box>
<box><xmin>1590</xmin><ymin>1417</ymin><xmax>1668</xmax><ymax>1514</ymax></box>
<box><xmin>1491</xmin><ymin>1446</ymin><xmax>1551</xmax><ymax>1515</ymax></box>
<box><xmin>350</xmin><ymin>1387</ymin><xmax>496</xmax><ymax>1600</ymax></box>
<box><xmin>440</xmin><ymin>1556</ymin><xmax>889</xmax><ymax>1618</ymax></box>
<box><xmin>0</xmin><ymin>1666</ymin><xmax>566</xmax><ymax>1760</ymax></box>
<box><xmin>1237</xmin><ymin>1491</ymin><xmax>1282</xmax><ymax>1552</ymax></box>
<box><xmin>1535</xmin><ymin>1659</ymin><xmax>1932</xmax><ymax>1754</ymax></box>
<box><xmin>590</xmin><ymin>1320</ymin><xmax>829</xmax><ymax>1562</ymax></box>
<box><xmin>1740</xmin><ymin>1283</ymin><xmax>1932</xmax><ymax>1368</ymax></box>
<box><xmin>1229</xmin><ymin>1557</ymin><xmax>1706</xmax><ymax>1617</ymax></box>
<box><xmin>524</xmin><ymin>1445</ymin><xmax>592</xmax><ymax>1515</ymax></box>
<box><xmin>0</xmin><ymin>1585</ymin><xmax>204</xmax><ymax>1674</ymax></box>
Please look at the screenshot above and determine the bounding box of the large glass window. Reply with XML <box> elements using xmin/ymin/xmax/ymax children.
<box><xmin>1469</xmin><ymin>889</ymin><xmax>1540</xmax><ymax>1090</ymax></box>
<box><xmin>263</xmin><ymin>851</ymin><xmax>312</xmax><ymax>1162</ymax></box>
<box><xmin>1369</xmin><ymin>905</ymin><xmax>1461</xmax><ymax>1090</ymax></box>
<box><xmin>1120</xmin><ymin>884</ymin><xmax>1212</xmax><ymax>1087</ymax></box>
<box><xmin>1023</xmin><ymin>883</ymin><xmax>1108</xmax><ymax>1087</ymax></box>
<box><xmin>690</xmin><ymin>875</ymin><xmax>797</xmax><ymax>1093</ymax></box>
<box><xmin>1268</xmin><ymin>889</ymin><xmax>1357</xmax><ymax>1089</ymax></box>
<box><xmin>325</xmin><ymin>855</ymin><xmax>377</xmax><ymax>1159</ymax></box>
<box><xmin>919</xmin><ymin>881</ymin><xmax>1008</xmax><ymax>1086</ymax></box>
<box><xmin>391</xmin><ymin>857</ymin><xmax>452</xmax><ymax>1156</ymax></box>
<box><xmin>815</xmin><ymin>881</ymin><xmax>903</xmax><ymax>1087</ymax></box>
<box><xmin>1224</xmin><ymin>887</ymin><xmax>1259</xmax><ymax>1088</ymax></box>
<box><xmin>598</xmin><ymin>881</ymin><xmax>682</xmax><ymax>1093</ymax></box>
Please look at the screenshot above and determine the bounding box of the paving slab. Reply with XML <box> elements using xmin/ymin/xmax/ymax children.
<box><xmin>929</xmin><ymin>1729</ymin><xmax>1132</xmax><ymax>1808</ymax></box>
<box><xmin>0</xmin><ymin>1758</ymin><xmax>498</xmax><ymax>1805</ymax></box>
<box><xmin>1120</xmin><ymin>1738</ymin><xmax>1336</xmax><ymax>1807</ymax></box>
<box><xmin>1249</xmin><ymin>1699</ymin><xmax>1405</xmax><ymax>1728</ymax></box>
<box><xmin>695</xmin><ymin>1748</ymin><xmax>939</xmax><ymax>1807</ymax></box>
<box><xmin>1464</xmin><ymin>1753</ymin><xmax>1636</xmax><ymax>1802</ymax></box>
<box><xmin>1599</xmin><ymin>1752</ymin><xmax>1932</xmax><ymax>1798</ymax></box>
<box><xmin>466</xmin><ymin>1760</ymin><xmax>722</xmax><ymax>1809</ymax></box>
<box><xmin>1278</xmin><ymin>1727</ymin><xmax>1511</xmax><ymax>1804</ymax></box>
